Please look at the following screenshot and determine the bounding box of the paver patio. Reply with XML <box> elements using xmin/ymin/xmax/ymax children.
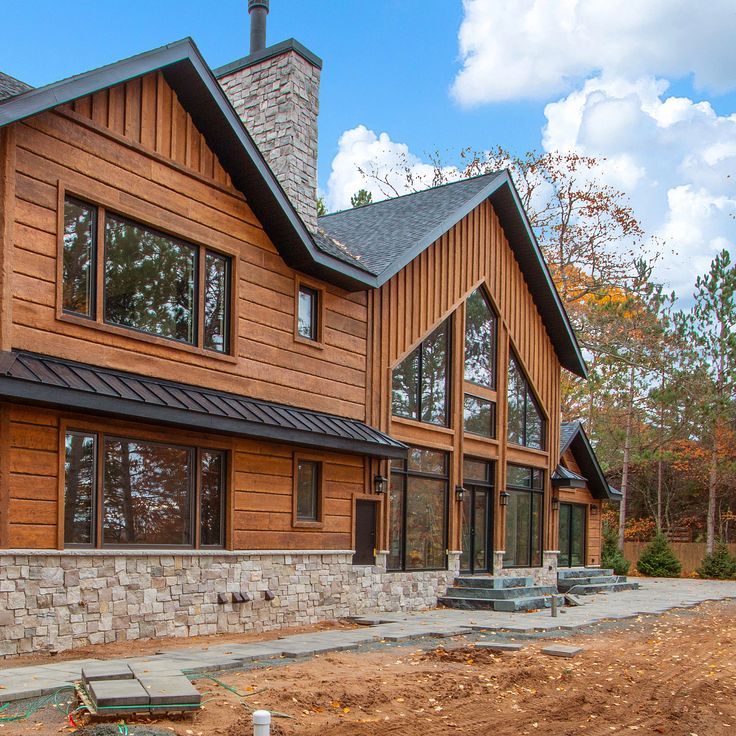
<box><xmin>1</xmin><ymin>578</ymin><xmax>735</xmax><ymax>704</ymax></box>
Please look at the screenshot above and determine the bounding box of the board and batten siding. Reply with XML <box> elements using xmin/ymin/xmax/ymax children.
<box><xmin>0</xmin><ymin>402</ymin><xmax>364</xmax><ymax>551</ymax></box>
<box><xmin>6</xmin><ymin>71</ymin><xmax>368</xmax><ymax>420</ymax></box>
<box><xmin>367</xmin><ymin>198</ymin><xmax>562</xmax><ymax>552</ymax></box>
<box><xmin>559</xmin><ymin>448</ymin><xmax>603</xmax><ymax>566</ymax></box>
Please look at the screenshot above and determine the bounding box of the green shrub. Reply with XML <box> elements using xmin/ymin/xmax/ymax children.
<box><xmin>636</xmin><ymin>533</ymin><xmax>682</xmax><ymax>577</ymax></box>
<box><xmin>697</xmin><ymin>541</ymin><xmax>736</xmax><ymax>580</ymax></box>
<box><xmin>601</xmin><ymin>523</ymin><xmax>630</xmax><ymax>575</ymax></box>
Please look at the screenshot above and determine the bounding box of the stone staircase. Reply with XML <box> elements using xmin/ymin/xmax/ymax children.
<box><xmin>438</xmin><ymin>575</ymin><xmax>564</xmax><ymax>612</ymax></box>
<box><xmin>557</xmin><ymin>567</ymin><xmax>639</xmax><ymax>595</ymax></box>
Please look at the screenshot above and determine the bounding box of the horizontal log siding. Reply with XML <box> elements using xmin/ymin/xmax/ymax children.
<box><xmin>558</xmin><ymin>449</ymin><xmax>603</xmax><ymax>565</ymax></box>
<box><xmin>2</xmin><ymin>402</ymin><xmax>363</xmax><ymax>551</ymax></box>
<box><xmin>368</xmin><ymin>200</ymin><xmax>562</xmax><ymax>551</ymax></box>
<box><xmin>8</xmin><ymin>72</ymin><xmax>367</xmax><ymax>419</ymax></box>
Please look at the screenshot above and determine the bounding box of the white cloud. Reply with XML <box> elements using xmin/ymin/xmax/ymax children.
<box><xmin>324</xmin><ymin>125</ymin><xmax>459</xmax><ymax>212</ymax></box>
<box><xmin>452</xmin><ymin>0</ymin><xmax>736</xmax><ymax>106</ymax></box>
<box><xmin>541</xmin><ymin>75</ymin><xmax>736</xmax><ymax>297</ymax></box>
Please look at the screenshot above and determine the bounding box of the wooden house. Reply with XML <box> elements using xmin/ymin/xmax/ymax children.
<box><xmin>0</xmin><ymin>5</ymin><xmax>612</xmax><ymax>656</ymax></box>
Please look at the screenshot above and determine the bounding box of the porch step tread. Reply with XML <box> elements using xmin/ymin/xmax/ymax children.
<box><xmin>439</xmin><ymin>593</ymin><xmax>564</xmax><ymax>612</ymax></box>
<box><xmin>453</xmin><ymin>576</ymin><xmax>533</xmax><ymax>589</ymax></box>
<box><xmin>564</xmin><ymin>582</ymin><xmax>640</xmax><ymax>596</ymax></box>
<box><xmin>557</xmin><ymin>575</ymin><xmax>627</xmax><ymax>590</ymax></box>
<box><xmin>557</xmin><ymin>568</ymin><xmax>614</xmax><ymax>580</ymax></box>
<box><xmin>444</xmin><ymin>585</ymin><xmax>559</xmax><ymax>600</ymax></box>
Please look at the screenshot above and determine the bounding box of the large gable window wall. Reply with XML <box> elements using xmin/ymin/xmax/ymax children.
<box><xmin>507</xmin><ymin>351</ymin><xmax>545</xmax><ymax>450</ymax></box>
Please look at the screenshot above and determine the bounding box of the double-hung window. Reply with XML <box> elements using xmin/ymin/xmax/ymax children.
<box><xmin>62</xmin><ymin>196</ymin><xmax>231</xmax><ymax>354</ymax></box>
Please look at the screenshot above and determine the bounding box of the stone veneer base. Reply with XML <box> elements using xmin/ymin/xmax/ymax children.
<box><xmin>0</xmin><ymin>550</ymin><xmax>461</xmax><ymax>658</ymax></box>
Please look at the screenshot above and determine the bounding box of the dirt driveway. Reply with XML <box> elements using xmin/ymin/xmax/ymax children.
<box><xmin>2</xmin><ymin>600</ymin><xmax>734</xmax><ymax>736</ymax></box>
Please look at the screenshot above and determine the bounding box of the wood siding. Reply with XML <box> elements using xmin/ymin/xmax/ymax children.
<box><xmin>367</xmin><ymin>199</ymin><xmax>562</xmax><ymax>554</ymax></box>
<box><xmin>1</xmin><ymin>401</ymin><xmax>364</xmax><ymax>551</ymax></box>
<box><xmin>559</xmin><ymin>449</ymin><xmax>603</xmax><ymax>565</ymax></box>
<box><xmin>7</xmin><ymin>72</ymin><xmax>368</xmax><ymax>420</ymax></box>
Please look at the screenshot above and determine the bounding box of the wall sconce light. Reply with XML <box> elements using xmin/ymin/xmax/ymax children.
<box><xmin>551</xmin><ymin>495</ymin><xmax>560</xmax><ymax>511</ymax></box>
<box><xmin>590</xmin><ymin>504</ymin><xmax>598</xmax><ymax>516</ymax></box>
<box><xmin>455</xmin><ymin>485</ymin><xmax>466</xmax><ymax>502</ymax></box>
<box><xmin>499</xmin><ymin>491</ymin><xmax>510</xmax><ymax>507</ymax></box>
<box><xmin>374</xmin><ymin>475</ymin><xmax>389</xmax><ymax>495</ymax></box>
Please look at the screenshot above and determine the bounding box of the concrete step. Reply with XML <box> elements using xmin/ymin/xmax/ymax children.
<box><xmin>453</xmin><ymin>576</ymin><xmax>532</xmax><ymax>590</ymax></box>
<box><xmin>439</xmin><ymin>593</ymin><xmax>564</xmax><ymax>612</ymax></box>
<box><xmin>557</xmin><ymin>575</ymin><xmax>627</xmax><ymax>591</ymax></box>
<box><xmin>557</xmin><ymin>567</ymin><xmax>614</xmax><ymax>580</ymax></box>
<box><xmin>443</xmin><ymin>585</ymin><xmax>559</xmax><ymax>601</ymax></box>
<box><xmin>563</xmin><ymin>581</ymin><xmax>640</xmax><ymax>596</ymax></box>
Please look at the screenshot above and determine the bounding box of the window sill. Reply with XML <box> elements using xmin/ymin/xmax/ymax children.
<box><xmin>57</xmin><ymin>312</ymin><xmax>239</xmax><ymax>365</ymax></box>
<box><xmin>463</xmin><ymin>433</ymin><xmax>499</xmax><ymax>445</ymax></box>
<box><xmin>391</xmin><ymin>416</ymin><xmax>454</xmax><ymax>435</ymax></box>
<box><xmin>293</xmin><ymin>333</ymin><xmax>325</xmax><ymax>350</ymax></box>
<box><xmin>506</xmin><ymin>443</ymin><xmax>549</xmax><ymax>457</ymax></box>
<box><xmin>292</xmin><ymin>520</ymin><xmax>324</xmax><ymax>529</ymax></box>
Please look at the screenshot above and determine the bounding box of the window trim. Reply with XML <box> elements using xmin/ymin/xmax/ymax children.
<box><xmin>506</xmin><ymin>348</ymin><xmax>548</xmax><ymax>451</ymax></box>
<box><xmin>503</xmin><ymin>463</ymin><xmax>545</xmax><ymax>568</ymax></box>
<box><xmin>60</xmin><ymin>424</ymin><xmax>229</xmax><ymax>550</ymax></box>
<box><xmin>292</xmin><ymin>453</ymin><xmax>324</xmax><ymax>528</ymax></box>
<box><xmin>56</xmin><ymin>184</ymin><xmax>238</xmax><ymax>363</ymax></box>
<box><xmin>294</xmin><ymin>277</ymin><xmax>325</xmax><ymax>348</ymax></box>
<box><xmin>388</xmin><ymin>447</ymin><xmax>449</xmax><ymax>573</ymax></box>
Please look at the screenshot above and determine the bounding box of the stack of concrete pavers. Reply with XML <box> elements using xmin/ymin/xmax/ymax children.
<box><xmin>81</xmin><ymin>662</ymin><xmax>201</xmax><ymax>715</ymax></box>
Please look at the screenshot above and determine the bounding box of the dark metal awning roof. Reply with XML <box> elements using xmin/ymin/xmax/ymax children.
<box><xmin>552</xmin><ymin>464</ymin><xmax>587</xmax><ymax>489</ymax></box>
<box><xmin>0</xmin><ymin>351</ymin><xmax>407</xmax><ymax>459</ymax></box>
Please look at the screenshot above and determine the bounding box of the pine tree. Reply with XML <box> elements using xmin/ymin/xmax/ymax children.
<box><xmin>601</xmin><ymin>522</ymin><xmax>630</xmax><ymax>575</ymax></box>
<box><xmin>697</xmin><ymin>541</ymin><xmax>736</xmax><ymax>579</ymax></box>
<box><xmin>316</xmin><ymin>196</ymin><xmax>327</xmax><ymax>217</ymax></box>
<box><xmin>636</xmin><ymin>532</ymin><xmax>682</xmax><ymax>577</ymax></box>
<box><xmin>350</xmin><ymin>189</ymin><xmax>373</xmax><ymax>208</ymax></box>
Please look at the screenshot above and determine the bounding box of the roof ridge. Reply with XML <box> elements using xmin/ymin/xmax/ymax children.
<box><xmin>319</xmin><ymin>170</ymin><xmax>503</xmax><ymax>219</ymax></box>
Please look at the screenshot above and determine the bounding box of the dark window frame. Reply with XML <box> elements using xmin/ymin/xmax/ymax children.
<box><xmin>463</xmin><ymin>393</ymin><xmax>497</xmax><ymax>438</ymax></box>
<box><xmin>388</xmin><ymin>448</ymin><xmax>449</xmax><ymax>572</ymax></box>
<box><xmin>62</xmin><ymin>428</ymin><xmax>228</xmax><ymax>550</ymax></box>
<box><xmin>60</xmin><ymin>194</ymin><xmax>234</xmax><ymax>356</ymax></box>
<box><xmin>503</xmin><ymin>464</ymin><xmax>544</xmax><ymax>568</ymax></box>
<box><xmin>463</xmin><ymin>286</ymin><xmax>498</xmax><ymax>390</ymax></box>
<box><xmin>391</xmin><ymin>320</ymin><xmax>452</xmax><ymax>427</ymax></box>
<box><xmin>507</xmin><ymin>350</ymin><xmax>547</xmax><ymax>450</ymax></box>
<box><xmin>292</xmin><ymin>455</ymin><xmax>323</xmax><ymax>527</ymax></box>
<box><xmin>62</xmin><ymin>197</ymin><xmax>98</xmax><ymax>321</ymax></box>
<box><xmin>460</xmin><ymin>457</ymin><xmax>495</xmax><ymax>574</ymax></box>
<box><xmin>296</xmin><ymin>283</ymin><xmax>320</xmax><ymax>343</ymax></box>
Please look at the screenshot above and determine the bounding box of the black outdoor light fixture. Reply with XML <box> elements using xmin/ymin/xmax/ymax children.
<box><xmin>590</xmin><ymin>504</ymin><xmax>598</xmax><ymax>516</ymax></box>
<box><xmin>374</xmin><ymin>474</ymin><xmax>389</xmax><ymax>494</ymax></box>
<box><xmin>455</xmin><ymin>485</ymin><xmax>466</xmax><ymax>502</ymax></box>
<box><xmin>551</xmin><ymin>494</ymin><xmax>560</xmax><ymax>511</ymax></box>
<box><xmin>499</xmin><ymin>490</ymin><xmax>510</xmax><ymax>507</ymax></box>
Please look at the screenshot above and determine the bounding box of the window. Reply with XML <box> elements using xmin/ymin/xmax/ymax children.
<box><xmin>463</xmin><ymin>394</ymin><xmax>496</xmax><ymax>437</ymax></box>
<box><xmin>62</xmin><ymin>198</ymin><xmax>96</xmax><ymax>318</ymax></box>
<box><xmin>61</xmin><ymin>196</ymin><xmax>232</xmax><ymax>353</ymax></box>
<box><xmin>507</xmin><ymin>352</ymin><xmax>545</xmax><ymax>449</ymax></box>
<box><xmin>391</xmin><ymin>320</ymin><xmax>450</xmax><ymax>426</ymax></box>
<box><xmin>464</xmin><ymin>287</ymin><xmax>497</xmax><ymax>388</ymax></box>
<box><xmin>297</xmin><ymin>285</ymin><xmax>319</xmax><ymax>341</ymax></box>
<box><xmin>503</xmin><ymin>465</ymin><xmax>544</xmax><ymax>567</ymax></box>
<box><xmin>388</xmin><ymin>448</ymin><xmax>448</xmax><ymax>571</ymax></box>
<box><xmin>63</xmin><ymin>430</ymin><xmax>226</xmax><ymax>548</ymax></box>
<box><xmin>295</xmin><ymin>459</ymin><xmax>320</xmax><ymax>522</ymax></box>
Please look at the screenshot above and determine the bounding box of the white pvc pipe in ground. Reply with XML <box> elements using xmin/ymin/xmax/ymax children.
<box><xmin>253</xmin><ymin>709</ymin><xmax>271</xmax><ymax>736</ymax></box>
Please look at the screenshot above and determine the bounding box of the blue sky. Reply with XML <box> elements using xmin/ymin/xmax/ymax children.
<box><xmin>3</xmin><ymin>0</ymin><xmax>735</xmax><ymax>298</ymax></box>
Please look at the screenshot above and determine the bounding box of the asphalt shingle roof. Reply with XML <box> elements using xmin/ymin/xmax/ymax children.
<box><xmin>0</xmin><ymin>72</ymin><xmax>32</xmax><ymax>101</ymax></box>
<box><xmin>560</xmin><ymin>420</ymin><xmax>580</xmax><ymax>454</ymax></box>
<box><xmin>317</xmin><ymin>173</ymin><xmax>504</xmax><ymax>276</ymax></box>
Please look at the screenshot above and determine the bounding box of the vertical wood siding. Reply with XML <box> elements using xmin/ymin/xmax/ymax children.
<box><xmin>8</xmin><ymin>72</ymin><xmax>368</xmax><ymax>419</ymax></box>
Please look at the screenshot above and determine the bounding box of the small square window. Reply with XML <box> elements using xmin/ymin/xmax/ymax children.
<box><xmin>296</xmin><ymin>459</ymin><xmax>320</xmax><ymax>522</ymax></box>
<box><xmin>297</xmin><ymin>285</ymin><xmax>319</xmax><ymax>341</ymax></box>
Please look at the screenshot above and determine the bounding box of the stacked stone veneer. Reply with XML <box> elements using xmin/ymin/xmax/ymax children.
<box><xmin>219</xmin><ymin>45</ymin><xmax>320</xmax><ymax>232</ymax></box>
<box><xmin>0</xmin><ymin>550</ymin><xmax>460</xmax><ymax>658</ymax></box>
<box><xmin>492</xmin><ymin>550</ymin><xmax>559</xmax><ymax>586</ymax></box>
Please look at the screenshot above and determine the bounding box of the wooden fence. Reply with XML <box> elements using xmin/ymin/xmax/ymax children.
<box><xmin>624</xmin><ymin>542</ymin><xmax>736</xmax><ymax>576</ymax></box>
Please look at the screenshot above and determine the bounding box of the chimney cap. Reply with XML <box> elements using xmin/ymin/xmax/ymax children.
<box><xmin>248</xmin><ymin>0</ymin><xmax>269</xmax><ymax>10</ymax></box>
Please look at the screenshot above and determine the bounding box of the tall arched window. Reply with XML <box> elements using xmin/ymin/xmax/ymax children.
<box><xmin>464</xmin><ymin>288</ymin><xmax>497</xmax><ymax>388</ymax></box>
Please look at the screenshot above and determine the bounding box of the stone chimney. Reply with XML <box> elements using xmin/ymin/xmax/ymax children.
<box><xmin>216</xmin><ymin>1</ymin><xmax>321</xmax><ymax>232</ymax></box>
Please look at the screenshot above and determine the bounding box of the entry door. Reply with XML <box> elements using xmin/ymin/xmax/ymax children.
<box><xmin>460</xmin><ymin>487</ymin><xmax>492</xmax><ymax>574</ymax></box>
<box><xmin>353</xmin><ymin>500</ymin><xmax>377</xmax><ymax>565</ymax></box>
<box><xmin>559</xmin><ymin>503</ymin><xmax>586</xmax><ymax>567</ymax></box>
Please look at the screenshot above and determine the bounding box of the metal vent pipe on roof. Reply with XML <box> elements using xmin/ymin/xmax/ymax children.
<box><xmin>248</xmin><ymin>0</ymin><xmax>270</xmax><ymax>53</ymax></box>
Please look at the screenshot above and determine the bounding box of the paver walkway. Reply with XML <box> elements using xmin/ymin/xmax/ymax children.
<box><xmin>1</xmin><ymin>577</ymin><xmax>735</xmax><ymax>704</ymax></box>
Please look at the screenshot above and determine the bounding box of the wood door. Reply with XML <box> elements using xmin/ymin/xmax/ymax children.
<box><xmin>353</xmin><ymin>500</ymin><xmax>377</xmax><ymax>565</ymax></box>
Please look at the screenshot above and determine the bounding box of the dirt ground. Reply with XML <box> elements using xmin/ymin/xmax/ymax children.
<box><xmin>2</xmin><ymin>600</ymin><xmax>735</xmax><ymax>736</ymax></box>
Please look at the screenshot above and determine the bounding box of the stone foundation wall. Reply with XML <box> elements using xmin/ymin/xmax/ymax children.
<box><xmin>0</xmin><ymin>550</ymin><xmax>460</xmax><ymax>658</ymax></box>
<box><xmin>492</xmin><ymin>550</ymin><xmax>558</xmax><ymax>586</ymax></box>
